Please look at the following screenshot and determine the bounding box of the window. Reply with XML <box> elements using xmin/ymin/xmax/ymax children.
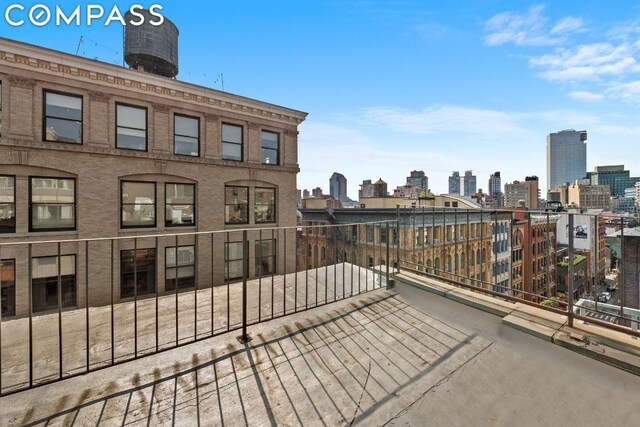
<box><xmin>31</xmin><ymin>255</ymin><xmax>76</xmax><ymax>313</ymax></box>
<box><xmin>367</xmin><ymin>226</ymin><xmax>374</xmax><ymax>242</ymax></box>
<box><xmin>225</xmin><ymin>186</ymin><xmax>248</xmax><ymax>224</ymax></box>
<box><xmin>222</xmin><ymin>123</ymin><xmax>243</xmax><ymax>161</ymax></box>
<box><xmin>0</xmin><ymin>81</ymin><xmax>3</xmax><ymax>135</ymax></box>
<box><xmin>261</xmin><ymin>130</ymin><xmax>279</xmax><ymax>165</ymax></box>
<box><xmin>166</xmin><ymin>246</ymin><xmax>195</xmax><ymax>291</ymax></box>
<box><xmin>256</xmin><ymin>239</ymin><xmax>275</xmax><ymax>275</ymax></box>
<box><xmin>121</xmin><ymin>249</ymin><xmax>156</xmax><ymax>298</ymax></box>
<box><xmin>43</xmin><ymin>91</ymin><xmax>82</xmax><ymax>144</ymax></box>
<box><xmin>174</xmin><ymin>114</ymin><xmax>199</xmax><ymax>156</ymax></box>
<box><xmin>30</xmin><ymin>177</ymin><xmax>75</xmax><ymax>231</ymax></box>
<box><xmin>0</xmin><ymin>176</ymin><xmax>15</xmax><ymax>233</ymax></box>
<box><xmin>121</xmin><ymin>181</ymin><xmax>156</xmax><ymax>228</ymax></box>
<box><xmin>116</xmin><ymin>104</ymin><xmax>147</xmax><ymax>151</ymax></box>
<box><xmin>165</xmin><ymin>183</ymin><xmax>195</xmax><ymax>226</ymax></box>
<box><xmin>225</xmin><ymin>241</ymin><xmax>244</xmax><ymax>280</ymax></box>
<box><xmin>255</xmin><ymin>188</ymin><xmax>276</xmax><ymax>223</ymax></box>
<box><xmin>379</xmin><ymin>226</ymin><xmax>387</xmax><ymax>244</ymax></box>
<box><xmin>1</xmin><ymin>259</ymin><xmax>15</xmax><ymax>317</ymax></box>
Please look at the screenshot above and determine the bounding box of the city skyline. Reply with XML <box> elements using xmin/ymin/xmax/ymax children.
<box><xmin>4</xmin><ymin>1</ymin><xmax>640</xmax><ymax>198</ymax></box>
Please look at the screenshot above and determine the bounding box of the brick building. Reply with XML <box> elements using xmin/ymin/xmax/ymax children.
<box><xmin>0</xmin><ymin>38</ymin><xmax>306</xmax><ymax>317</ymax></box>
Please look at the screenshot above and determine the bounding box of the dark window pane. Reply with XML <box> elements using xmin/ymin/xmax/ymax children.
<box><xmin>45</xmin><ymin>92</ymin><xmax>81</xmax><ymax>121</ymax></box>
<box><xmin>222</xmin><ymin>124</ymin><xmax>242</xmax><ymax>143</ymax></box>
<box><xmin>31</xmin><ymin>178</ymin><xmax>75</xmax><ymax>203</ymax></box>
<box><xmin>31</xmin><ymin>255</ymin><xmax>76</xmax><ymax>313</ymax></box>
<box><xmin>117</xmin><ymin>105</ymin><xmax>146</xmax><ymax>129</ymax></box>
<box><xmin>166</xmin><ymin>184</ymin><xmax>195</xmax><ymax>226</ymax></box>
<box><xmin>121</xmin><ymin>249</ymin><xmax>156</xmax><ymax>298</ymax></box>
<box><xmin>221</xmin><ymin>143</ymin><xmax>242</xmax><ymax>161</ymax></box>
<box><xmin>175</xmin><ymin>135</ymin><xmax>199</xmax><ymax>156</ymax></box>
<box><xmin>31</xmin><ymin>204</ymin><xmax>74</xmax><ymax>230</ymax></box>
<box><xmin>255</xmin><ymin>188</ymin><xmax>276</xmax><ymax>223</ymax></box>
<box><xmin>255</xmin><ymin>240</ymin><xmax>275</xmax><ymax>275</ymax></box>
<box><xmin>117</xmin><ymin>127</ymin><xmax>146</xmax><ymax>150</ymax></box>
<box><xmin>117</xmin><ymin>104</ymin><xmax>146</xmax><ymax>150</ymax></box>
<box><xmin>225</xmin><ymin>186</ymin><xmax>248</xmax><ymax>224</ymax></box>
<box><xmin>1</xmin><ymin>259</ymin><xmax>15</xmax><ymax>317</ymax></box>
<box><xmin>122</xmin><ymin>182</ymin><xmax>155</xmax><ymax>228</ymax></box>
<box><xmin>261</xmin><ymin>148</ymin><xmax>278</xmax><ymax>165</ymax></box>
<box><xmin>166</xmin><ymin>246</ymin><xmax>195</xmax><ymax>291</ymax></box>
<box><xmin>175</xmin><ymin>115</ymin><xmax>198</xmax><ymax>138</ymax></box>
<box><xmin>45</xmin><ymin>117</ymin><xmax>82</xmax><ymax>143</ymax></box>
<box><xmin>261</xmin><ymin>131</ymin><xmax>278</xmax><ymax>149</ymax></box>
<box><xmin>225</xmin><ymin>242</ymin><xmax>244</xmax><ymax>280</ymax></box>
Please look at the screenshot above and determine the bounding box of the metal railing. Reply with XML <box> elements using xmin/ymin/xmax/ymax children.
<box><xmin>0</xmin><ymin>221</ymin><xmax>398</xmax><ymax>396</ymax></box>
<box><xmin>391</xmin><ymin>206</ymin><xmax>639</xmax><ymax>338</ymax></box>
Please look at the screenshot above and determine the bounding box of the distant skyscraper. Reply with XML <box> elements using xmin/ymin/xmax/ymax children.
<box><xmin>448</xmin><ymin>171</ymin><xmax>461</xmax><ymax>194</ymax></box>
<box><xmin>406</xmin><ymin>170</ymin><xmax>428</xmax><ymax>195</ymax></box>
<box><xmin>488</xmin><ymin>172</ymin><xmax>501</xmax><ymax>198</ymax></box>
<box><xmin>504</xmin><ymin>176</ymin><xmax>539</xmax><ymax>209</ymax></box>
<box><xmin>589</xmin><ymin>165</ymin><xmax>640</xmax><ymax>198</ymax></box>
<box><xmin>463</xmin><ymin>171</ymin><xmax>476</xmax><ymax>196</ymax></box>
<box><xmin>547</xmin><ymin>130</ymin><xmax>587</xmax><ymax>191</ymax></box>
<box><xmin>329</xmin><ymin>172</ymin><xmax>347</xmax><ymax>201</ymax></box>
<box><xmin>448</xmin><ymin>170</ymin><xmax>476</xmax><ymax>196</ymax></box>
<box><xmin>312</xmin><ymin>187</ymin><xmax>323</xmax><ymax>198</ymax></box>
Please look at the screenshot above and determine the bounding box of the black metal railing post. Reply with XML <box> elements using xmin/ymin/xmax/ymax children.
<box><xmin>240</xmin><ymin>229</ymin><xmax>249</xmax><ymax>342</ymax></box>
<box><xmin>396</xmin><ymin>206</ymin><xmax>400</xmax><ymax>272</ymax></box>
<box><xmin>568</xmin><ymin>213</ymin><xmax>575</xmax><ymax>327</ymax></box>
<box><xmin>386</xmin><ymin>222</ymin><xmax>392</xmax><ymax>288</ymax></box>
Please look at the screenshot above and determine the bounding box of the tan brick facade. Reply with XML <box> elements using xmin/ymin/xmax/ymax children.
<box><xmin>0</xmin><ymin>39</ymin><xmax>306</xmax><ymax>317</ymax></box>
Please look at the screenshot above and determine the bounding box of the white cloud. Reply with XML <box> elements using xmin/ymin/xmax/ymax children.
<box><xmin>568</xmin><ymin>91</ymin><xmax>605</xmax><ymax>102</ymax></box>
<box><xmin>484</xmin><ymin>5</ymin><xmax>584</xmax><ymax>46</ymax></box>
<box><xmin>360</xmin><ymin>106</ymin><xmax>524</xmax><ymax>136</ymax></box>
<box><xmin>530</xmin><ymin>43</ymin><xmax>640</xmax><ymax>81</ymax></box>
<box><xmin>550</xmin><ymin>17</ymin><xmax>585</xmax><ymax>35</ymax></box>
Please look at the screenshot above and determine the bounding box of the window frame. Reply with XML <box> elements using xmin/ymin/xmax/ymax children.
<box><xmin>260</xmin><ymin>130</ymin><xmax>280</xmax><ymax>166</ymax></box>
<box><xmin>1</xmin><ymin>258</ymin><xmax>16</xmax><ymax>317</ymax></box>
<box><xmin>120</xmin><ymin>248</ymin><xmax>157</xmax><ymax>299</ymax></box>
<box><xmin>255</xmin><ymin>239</ymin><xmax>276</xmax><ymax>276</ymax></box>
<box><xmin>165</xmin><ymin>245</ymin><xmax>196</xmax><ymax>291</ymax></box>
<box><xmin>225</xmin><ymin>241</ymin><xmax>245</xmax><ymax>281</ymax></box>
<box><xmin>254</xmin><ymin>187</ymin><xmax>276</xmax><ymax>224</ymax></box>
<box><xmin>0</xmin><ymin>174</ymin><xmax>16</xmax><ymax>234</ymax></box>
<box><xmin>120</xmin><ymin>180</ymin><xmax>157</xmax><ymax>229</ymax></box>
<box><xmin>225</xmin><ymin>185</ymin><xmax>249</xmax><ymax>225</ymax></box>
<box><xmin>221</xmin><ymin>122</ymin><xmax>244</xmax><ymax>162</ymax></box>
<box><xmin>31</xmin><ymin>254</ymin><xmax>77</xmax><ymax>313</ymax></box>
<box><xmin>42</xmin><ymin>89</ymin><xmax>83</xmax><ymax>145</ymax></box>
<box><xmin>29</xmin><ymin>176</ymin><xmax>77</xmax><ymax>232</ymax></box>
<box><xmin>173</xmin><ymin>113</ymin><xmax>200</xmax><ymax>157</ymax></box>
<box><xmin>165</xmin><ymin>182</ymin><xmax>196</xmax><ymax>227</ymax></box>
<box><xmin>116</xmin><ymin>102</ymin><xmax>148</xmax><ymax>152</ymax></box>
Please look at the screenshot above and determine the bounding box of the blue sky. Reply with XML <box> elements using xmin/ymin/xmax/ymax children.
<box><xmin>3</xmin><ymin>1</ymin><xmax>640</xmax><ymax>199</ymax></box>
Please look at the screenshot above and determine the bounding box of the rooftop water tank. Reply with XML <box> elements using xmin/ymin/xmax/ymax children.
<box><xmin>124</xmin><ymin>10</ymin><xmax>179</xmax><ymax>78</ymax></box>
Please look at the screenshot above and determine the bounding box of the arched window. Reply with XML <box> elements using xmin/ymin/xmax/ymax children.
<box><xmin>446</xmin><ymin>255</ymin><xmax>451</xmax><ymax>272</ymax></box>
<box><xmin>434</xmin><ymin>257</ymin><xmax>440</xmax><ymax>273</ymax></box>
<box><xmin>476</xmin><ymin>249</ymin><xmax>481</xmax><ymax>265</ymax></box>
<box><xmin>460</xmin><ymin>251</ymin><xmax>465</xmax><ymax>270</ymax></box>
<box><xmin>426</xmin><ymin>259</ymin><xmax>432</xmax><ymax>273</ymax></box>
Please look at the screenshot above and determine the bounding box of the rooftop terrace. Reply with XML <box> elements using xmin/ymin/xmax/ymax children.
<box><xmin>2</xmin><ymin>272</ymin><xmax>640</xmax><ymax>426</ymax></box>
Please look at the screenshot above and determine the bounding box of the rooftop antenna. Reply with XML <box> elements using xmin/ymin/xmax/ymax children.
<box><xmin>75</xmin><ymin>35</ymin><xmax>83</xmax><ymax>55</ymax></box>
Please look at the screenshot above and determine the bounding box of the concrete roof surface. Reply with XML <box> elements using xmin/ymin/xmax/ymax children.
<box><xmin>1</xmin><ymin>281</ymin><xmax>640</xmax><ymax>426</ymax></box>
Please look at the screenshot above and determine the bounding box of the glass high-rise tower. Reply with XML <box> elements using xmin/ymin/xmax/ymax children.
<box><xmin>546</xmin><ymin>130</ymin><xmax>587</xmax><ymax>191</ymax></box>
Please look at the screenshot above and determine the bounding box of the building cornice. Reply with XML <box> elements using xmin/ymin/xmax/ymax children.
<box><xmin>0</xmin><ymin>37</ymin><xmax>308</xmax><ymax>126</ymax></box>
